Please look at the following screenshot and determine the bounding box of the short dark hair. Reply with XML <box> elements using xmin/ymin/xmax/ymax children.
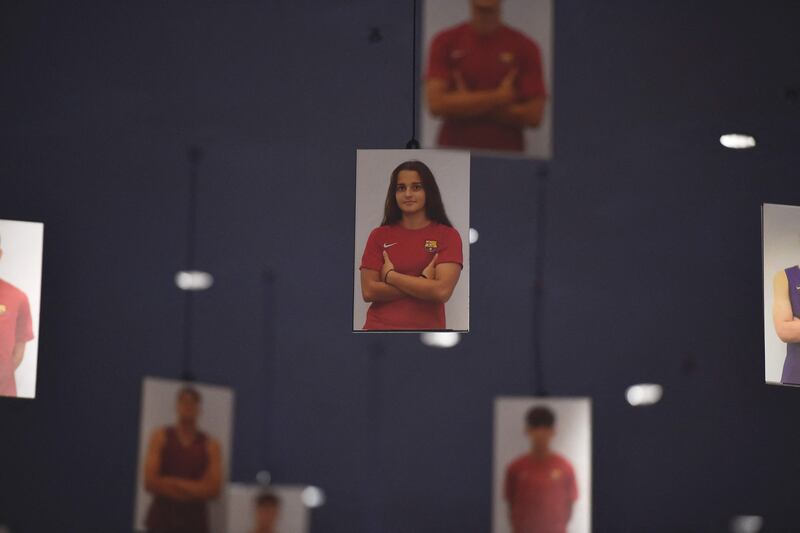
<box><xmin>176</xmin><ymin>386</ymin><xmax>201</xmax><ymax>403</ymax></box>
<box><xmin>255</xmin><ymin>492</ymin><xmax>281</xmax><ymax>508</ymax></box>
<box><xmin>525</xmin><ymin>406</ymin><xmax>555</xmax><ymax>428</ymax></box>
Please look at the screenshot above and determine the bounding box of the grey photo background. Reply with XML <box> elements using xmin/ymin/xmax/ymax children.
<box><xmin>493</xmin><ymin>397</ymin><xmax>591</xmax><ymax>533</ymax></box>
<box><xmin>762</xmin><ymin>203</ymin><xmax>800</xmax><ymax>384</ymax></box>
<box><xmin>134</xmin><ymin>377</ymin><xmax>235</xmax><ymax>533</ymax></box>
<box><xmin>353</xmin><ymin>149</ymin><xmax>470</xmax><ymax>331</ymax></box>
<box><xmin>421</xmin><ymin>0</ymin><xmax>554</xmax><ymax>159</ymax></box>
<box><xmin>0</xmin><ymin>219</ymin><xmax>43</xmax><ymax>399</ymax></box>
<box><xmin>227</xmin><ymin>483</ymin><xmax>309</xmax><ymax>533</ymax></box>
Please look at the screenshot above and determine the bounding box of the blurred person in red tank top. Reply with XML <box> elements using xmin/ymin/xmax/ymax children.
<box><xmin>143</xmin><ymin>386</ymin><xmax>223</xmax><ymax>533</ymax></box>
<box><xmin>425</xmin><ymin>0</ymin><xmax>548</xmax><ymax>153</ymax></box>
<box><xmin>504</xmin><ymin>406</ymin><xmax>578</xmax><ymax>533</ymax></box>
<box><xmin>359</xmin><ymin>160</ymin><xmax>463</xmax><ymax>330</ymax></box>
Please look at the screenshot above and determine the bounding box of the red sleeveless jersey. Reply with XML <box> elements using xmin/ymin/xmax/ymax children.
<box><xmin>146</xmin><ymin>426</ymin><xmax>210</xmax><ymax>533</ymax></box>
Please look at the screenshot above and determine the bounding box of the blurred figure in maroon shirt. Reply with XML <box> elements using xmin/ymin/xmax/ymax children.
<box><xmin>425</xmin><ymin>0</ymin><xmax>547</xmax><ymax>153</ymax></box>
<box><xmin>504</xmin><ymin>406</ymin><xmax>577</xmax><ymax>533</ymax></box>
<box><xmin>143</xmin><ymin>386</ymin><xmax>222</xmax><ymax>533</ymax></box>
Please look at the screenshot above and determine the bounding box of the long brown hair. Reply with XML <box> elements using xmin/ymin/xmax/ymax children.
<box><xmin>380</xmin><ymin>160</ymin><xmax>453</xmax><ymax>227</ymax></box>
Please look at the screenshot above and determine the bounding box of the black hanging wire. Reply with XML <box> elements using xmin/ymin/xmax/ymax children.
<box><xmin>406</xmin><ymin>0</ymin><xmax>420</xmax><ymax>149</ymax></box>
<box><xmin>181</xmin><ymin>145</ymin><xmax>203</xmax><ymax>382</ymax></box>
<box><xmin>530</xmin><ymin>164</ymin><xmax>549</xmax><ymax>396</ymax></box>
<box><xmin>259</xmin><ymin>267</ymin><xmax>277</xmax><ymax>481</ymax></box>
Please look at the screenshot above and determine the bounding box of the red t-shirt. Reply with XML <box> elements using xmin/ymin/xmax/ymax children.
<box><xmin>504</xmin><ymin>453</ymin><xmax>578</xmax><ymax>533</ymax></box>
<box><xmin>426</xmin><ymin>22</ymin><xmax>547</xmax><ymax>152</ymax></box>
<box><xmin>0</xmin><ymin>279</ymin><xmax>34</xmax><ymax>397</ymax></box>
<box><xmin>359</xmin><ymin>222</ymin><xmax>463</xmax><ymax>330</ymax></box>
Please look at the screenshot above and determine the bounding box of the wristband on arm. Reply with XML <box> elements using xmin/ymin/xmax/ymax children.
<box><xmin>383</xmin><ymin>269</ymin><xmax>396</xmax><ymax>284</ymax></box>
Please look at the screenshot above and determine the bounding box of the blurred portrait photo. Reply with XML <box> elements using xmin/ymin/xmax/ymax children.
<box><xmin>422</xmin><ymin>0</ymin><xmax>553</xmax><ymax>159</ymax></box>
<box><xmin>134</xmin><ymin>377</ymin><xmax>234</xmax><ymax>533</ymax></box>
<box><xmin>353</xmin><ymin>149</ymin><xmax>470</xmax><ymax>332</ymax></box>
<box><xmin>493</xmin><ymin>397</ymin><xmax>591</xmax><ymax>533</ymax></box>
<box><xmin>226</xmin><ymin>484</ymin><xmax>310</xmax><ymax>533</ymax></box>
<box><xmin>0</xmin><ymin>219</ymin><xmax>43</xmax><ymax>399</ymax></box>
<box><xmin>762</xmin><ymin>203</ymin><xmax>800</xmax><ymax>386</ymax></box>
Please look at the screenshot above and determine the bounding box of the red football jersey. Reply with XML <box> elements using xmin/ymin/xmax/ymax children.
<box><xmin>360</xmin><ymin>222</ymin><xmax>463</xmax><ymax>330</ymax></box>
<box><xmin>0</xmin><ymin>279</ymin><xmax>34</xmax><ymax>397</ymax></box>
<box><xmin>504</xmin><ymin>453</ymin><xmax>578</xmax><ymax>533</ymax></box>
<box><xmin>426</xmin><ymin>22</ymin><xmax>547</xmax><ymax>152</ymax></box>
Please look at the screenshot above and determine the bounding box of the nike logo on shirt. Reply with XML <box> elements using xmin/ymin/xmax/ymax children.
<box><xmin>383</xmin><ymin>242</ymin><xmax>398</xmax><ymax>248</ymax></box>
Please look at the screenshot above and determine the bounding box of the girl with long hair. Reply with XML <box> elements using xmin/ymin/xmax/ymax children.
<box><xmin>359</xmin><ymin>160</ymin><xmax>463</xmax><ymax>330</ymax></box>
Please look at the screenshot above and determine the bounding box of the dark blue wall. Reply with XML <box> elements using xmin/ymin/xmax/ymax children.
<box><xmin>1</xmin><ymin>1</ymin><xmax>800</xmax><ymax>532</ymax></box>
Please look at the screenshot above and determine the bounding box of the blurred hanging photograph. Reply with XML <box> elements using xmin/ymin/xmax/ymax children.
<box><xmin>133</xmin><ymin>377</ymin><xmax>234</xmax><ymax>533</ymax></box>
<box><xmin>493</xmin><ymin>397</ymin><xmax>591</xmax><ymax>533</ymax></box>
<box><xmin>353</xmin><ymin>149</ymin><xmax>470</xmax><ymax>332</ymax></box>
<box><xmin>762</xmin><ymin>203</ymin><xmax>800</xmax><ymax>386</ymax></box>
<box><xmin>226</xmin><ymin>484</ymin><xmax>311</xmax><ymax>533</ymax></box>
<box><xmin>0</xmin><ymin>218</ymin><xmax>44</xmax><ymax>400</ymax></box>
<box><xmin>422</xmin><ymin>0</ymin><xmax>553</xmax><ymax>159</ymax></box>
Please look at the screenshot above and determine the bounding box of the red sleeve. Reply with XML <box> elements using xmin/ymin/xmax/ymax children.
<box><xmin>503</xmin><ymin>463</ymin><xmax>515</xmax><ymax>503</ymax></box>
<box><xmin>425</xmin><ymin>31</ymin><xmax>451</xmax><ymax>82</ymax></box>
<box><xmin>16</xmin><ymin>293</ymin><xmax>34</xmax><ymax>343</ymax></box>
<box><xmin>517</xmin><ymin>36</ymin><xmax>547</xmax><ymax>101</ymax></box>
<box><xmin>436</xmin><ymin>227</ymin><xmax>463</xmax><ymax>268</ymax></box>
<box><xmin>359</xmin><ymin>228</ymin><xmax>384</xmax><ymax>272</ymax></box>
<box><xmin>565</xmin><ymin>461</ymin><xmax>578</xmax><ymax>502</ymax></box>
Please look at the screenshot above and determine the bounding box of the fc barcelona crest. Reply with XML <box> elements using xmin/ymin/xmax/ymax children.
<box><xmin>424</xmin><ymin>240</ymin><xmax>438</xmax><ymax>253</ymax></box>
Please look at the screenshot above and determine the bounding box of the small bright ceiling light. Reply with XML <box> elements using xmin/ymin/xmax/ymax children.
<box><xmin>625</xmin><ymin>383</ymin><xmax>663</xmax><ymax>406</ymax></box>
<box><xmin>175</xmin><ymin>270</ymin><xmax>214</xmax><ymax>291</ymax></box>
<box><xmin>255</xmin><ymin>470</ymin><xmax>271</xmax><ymax>486</ymax></box>
<box><xmin>420</xmin><ymin>332</ymin><xmax>461</xmax><ymax>348</ymax></box>
<box><xmin>719</xmin><ymin>133</ymin><xmax>756</xmax><ymax>149</ymax></box>
<box><xmin>301</xmin><ymin>486</ymin><xmax>326</xmax><ymax>508</ymax></box>
<box><xmin>469</xmin><ymin>228</ymin><xmax>479</xmax><ymax>244</ymax></box>
<box><xmin>730</xmin><ymin>515</ymin><xmax>764</xmax><ymax>533</ymax></box>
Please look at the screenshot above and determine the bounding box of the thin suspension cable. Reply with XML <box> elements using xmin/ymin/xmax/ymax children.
<box><xmin>181</xmin><ymin>145</ymin><xmax>202</xmax><ymax>381</ymax></box>
<box><xmin>407</xmin><ymin>0</ymin><xmax>420</xmax><ymax>148</ymax></box>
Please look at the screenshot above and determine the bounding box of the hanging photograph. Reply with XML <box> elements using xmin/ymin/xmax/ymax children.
<box><xmin>226</xmin><ymin>484</ymin><xmax>310</xmax><ymax>533</ymax></box>
<box><xmin>133</xmin><ymin>377</ymin><xmax>235</xmax><ymax>533</ymax></box>
<box><xmin>421</xmin><ymin>0</ymin><xmax>554</xmax><ymax>159</ymax></box>
<box><xmin>0</xmin><ymin>218</ymin><xmax>44</xmax><ymax>400</ymax></box>
<box><xmin>353</xmin><ymin>149</ymin><xmax>470</xmax><ymax>332</ymax></box>
<box><xmin>493</xmin><ymin>397</ymin><xmax>591</xmax><ymax>533</ymax></box>
<box><xmin>762</xmin><ymin>203</ymin><xmax>800</xmax><ymax>386</ymax></box>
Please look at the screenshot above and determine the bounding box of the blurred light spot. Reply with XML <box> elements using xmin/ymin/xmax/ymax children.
<box><xmin>625</xmin><ymin>383</ymin><xmax>663</xmax><ymax>406</ymax></box>
<box><xmin>469</xmin><ymin>228</ymin><xmax>479</xmax><ymax>244</ymax></box>
<box><xmin>719</xmin><ymin>133</ymin><xmax>756</xmax><ymax>149</ymax></box>
<box><xmin>420</xmin><ymin>332</ymin><xmax>461</xmax><ymax>348</ymax></box>
<box><xmin>0</xmin><ymin>525</ymin><xmax>10</xmax><ymax>533</ymax></box>
<box><xmin>301</xmin><ymin>486</ymin><xmax>326</xmax><ymax>508</ymax></box>
<box><xmin>175</xmin><ymin>270</ymin><xmax>214</xmax><ymax>291</ymax></box>
<box><xmin>730</xmin><ymin>515</ymin><xmax>763</xmax><ymax>533</ymax></box>
<box><xmin>256</xmin><ymin>470</ymin><xmax>271</xmax><ymax>485</ymax></box>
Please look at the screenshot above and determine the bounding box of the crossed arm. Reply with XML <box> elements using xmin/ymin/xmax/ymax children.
<box><xmin>426</xmin><ymin>70</ymin><xmax>545</xmax><ymax>128</ymax></box>
<box><xmin>144</xmin><ymin>429</ymin><xmax>223</xmax><ymax>502</ymax></box>
<box><xmin>12</xmin><ymin>342</ymin><xmax>26</xmax><ymax>370</ymax></box>
<box><xmin>361</xmin><ymin>252</ymin><xmax>461</xmax><ymax>304</ymax></box>
<box><xmin>773</xmin><ymin>271</ymin><xmax>800</xmax><ymax>343</ymax></box>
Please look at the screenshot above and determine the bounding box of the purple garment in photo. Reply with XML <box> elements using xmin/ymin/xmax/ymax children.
<box><xmin>781</xmin><ymin>266</ymin><xmax>800</xmax><ymax>384</ymax></box>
